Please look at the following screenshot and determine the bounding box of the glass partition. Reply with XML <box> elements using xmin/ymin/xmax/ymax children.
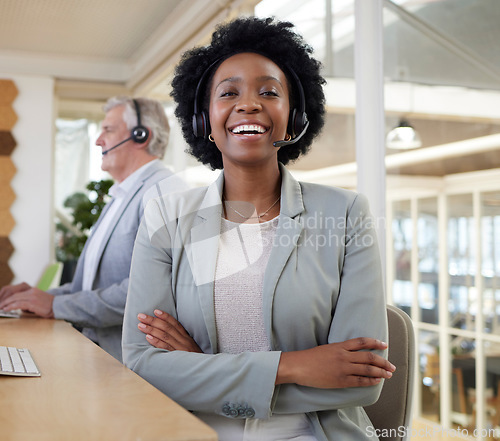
<box><xmin>418</xmin><ymin>198</ymin><xmax>439</xmax><ymax>325</ymax></box>
<box><xmin>448</xmin><ymin>194</ymin><xmax>476</xmax><ymax>332</ymax></box>
<box><xmin>392</xmin><ymin>199</ymin><xmax>412</xmax><ymax>315</ymax></box>
<box><xmin>482</xmin><ymin>339</ymin><xmax>500</xmax><ymax>439</ymax></box>
<box><xmin>383</xmin><ymin>4</ymin><xmax>500</xmax><ymax>436</ymax></box>
<box><xmin>451</xmin><ymin>335</ymin><xmax>475</xmax><ymax>432</ymax></box>
<box><xmin>420</xmin><ymin>329</ymin><xmax>440</xmax><ymax>423</ymax></box>
<box><xmin>482</xmin><ymin>191</ymin><xmax>500</xmax><ymax>335</ymax></box>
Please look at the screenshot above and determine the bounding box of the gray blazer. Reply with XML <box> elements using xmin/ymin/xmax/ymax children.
<box><xmin>51</xmin><ymin>161</ymin><xmax>188</xmax><ymax>361</ymax></box>
<box><xmin>123</xmin><ymin>164</ymin><xmax>387</xmax><ymax>440</ymax></box>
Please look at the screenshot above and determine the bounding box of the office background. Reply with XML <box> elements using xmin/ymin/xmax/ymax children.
<box><xmin>1</xmin><ymin>1</ymin><xmax>499</xmax><ymax>439</ymax></box>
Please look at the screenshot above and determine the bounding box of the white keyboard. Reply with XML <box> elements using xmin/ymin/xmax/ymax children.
<box><xmin>0</xmin><ymin>309</ymin><xmax>22</xmax><ymax>318</ymax></box>
<box><xmin>0</xmin><ymin>346</ymin><xmax>41</xmax><ymax>377</ymax></box>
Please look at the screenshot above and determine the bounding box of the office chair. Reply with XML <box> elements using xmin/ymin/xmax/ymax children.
<box><xmin>364</xmin><ymin>305</ymin><xmax>415</xmax><ymax>441</ymax></box>
<box><xmin>37</xmin><ymin>262</ymin><xmax>63</xmax><ymax>291</ymax></box>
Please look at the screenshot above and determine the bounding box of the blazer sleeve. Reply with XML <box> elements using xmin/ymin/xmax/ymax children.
<box><xmin>52</xmin><ymin>279</ymin><xmax>129</xmax><ymax>327</ymax></box>
<box><xmin>271</xmin><ymin>193</ymin><xmax>388</xmax><ymax>414</ymax></box>
<box><xmin>51</xmin><ymin>211</ymin><xmax>137</xmax><ymax>328</ymax></box>
<box><xmin>51</xmin><ymin>203</ymin><xmax>137</xmax><ymax>328</ymax></box>
<box><xmin>48</xmin><ymin>282</ymin><xmax>72</xmax><ymax>296</ymax></box>
<box><xmin>122</xmin><ymin>199</ymin><xmax>282</xmax><ymax>419</ymax></box>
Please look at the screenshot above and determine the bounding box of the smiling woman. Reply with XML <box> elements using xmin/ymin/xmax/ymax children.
<box><xmin>171</xmin><ymin>17</ymin><xmax>326</xmax><ymax>171</ymax></box>
<box><xmin>122</xmin><ymin>16</ymin><xmax>392</xmax><ymax>441</ymax></box>
<box><xmin>208</xmin><ymin>52</ymin><xmax>290</xmax><ymax>172</ymax></box>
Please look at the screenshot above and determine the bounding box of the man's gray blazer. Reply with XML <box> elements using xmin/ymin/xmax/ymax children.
<box><xmin>51</xmin><ymin>160</ymin><xmax>187</xmax><ymax>361</ymax></box>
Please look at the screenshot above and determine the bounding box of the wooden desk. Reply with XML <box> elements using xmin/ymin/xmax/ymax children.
<box><xmin>0</xmin><ymin>317</ymin><xmax>217</xmax><ymax>441</ymax></box>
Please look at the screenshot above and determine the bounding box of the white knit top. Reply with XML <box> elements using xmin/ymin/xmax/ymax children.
<box><xmin>198</xmin><ymin>216</ymin><xmax>317</xmax><ymax>441</ymax></box>
<box><xmin>214</xmin><ymin>217</ymin><xmax>278</xmax><ymax>354</ymax></box>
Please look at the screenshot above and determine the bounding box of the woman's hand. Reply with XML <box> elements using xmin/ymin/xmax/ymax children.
<box><xmin>137</xmin><ymin>310</ymin><xmax>202</xmax><ymax>353</ymax></box>
<box><xmin>276</xmin><ymin>337</ymin><xmax>395</xmax><ymax>389</ymax></box>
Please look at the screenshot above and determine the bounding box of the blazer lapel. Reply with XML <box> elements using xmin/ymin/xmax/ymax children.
<box><xmin>92</xmin><ymin>182</ymin><xmax>143</xmax><ymax>268</ymax></box>
<box><xmin>89</xmin><ymin>162</ymin><xmax>163</xmax><ymax>284</ymax></box>
<box><xmin>262</xmin><ymin>164</ymin><xmax>304</xmax><ymax>343</ymax></box>
<box><xmin>69</xmin><ymin>195</ymin><xmax>117</xmax><ymax>290</ymax></box>
<box><xmin>186</xmin><ymin>172</ymin><xmax>224</xmax><ymax>353</ymax></box>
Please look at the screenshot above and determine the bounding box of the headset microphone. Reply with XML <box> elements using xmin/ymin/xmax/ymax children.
<box><xmin>101</xmin><ymin>136</ymin><xmax>134</xmax><ymax>155</ymax></box>
<box><xmin>273</xmin><ymin>120</ymin><xmax>310</xmax><ymax>148</ymax></box>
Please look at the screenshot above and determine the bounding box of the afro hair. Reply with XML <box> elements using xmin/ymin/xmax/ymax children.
<box><xmin>170</xmin><ymin>16</ymin><xmax>326</xmax><ymax>170</ymax></box>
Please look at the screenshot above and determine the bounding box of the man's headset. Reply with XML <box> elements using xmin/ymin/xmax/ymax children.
<box><xmin>191</xmin><ymin>57</ymin><xmax>309</xmax><ymax>148</ymax></box>
<box><xmin>102</xmin><ymin>99</ymin><xmax>149</xmax><ymax>155</ymax></box>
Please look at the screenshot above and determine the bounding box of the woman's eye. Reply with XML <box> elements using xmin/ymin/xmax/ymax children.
<box><xmin>261</xmin><ymin>90</ymin><xmax>278</xmax><ymax>96</ymax></box>
<box><xmin>220</xmin><ymin>91</ymin><xmax>236</xmax><ymax>97</ymax></box>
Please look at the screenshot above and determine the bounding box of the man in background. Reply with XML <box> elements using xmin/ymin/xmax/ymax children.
<box><xmin>0</xmin><ymin>96</ymin><xmax>187</xmax><ymax>361</ymax></box>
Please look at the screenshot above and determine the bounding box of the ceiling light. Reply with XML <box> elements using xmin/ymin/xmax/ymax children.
<box><xmin>386</xmin><ymin>119</ymin><xmax>422</xmax><ymax>150</ymax></box>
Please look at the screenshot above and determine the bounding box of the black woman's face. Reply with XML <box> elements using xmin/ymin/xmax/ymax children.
<box><xmin>208</xmin><ymin>52</ymin><xmax>290</xmax><ymax>168</ymax></box>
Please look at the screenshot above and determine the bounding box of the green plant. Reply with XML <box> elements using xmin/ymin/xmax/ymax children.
<box><xmin>55</xmin><ymin>179</ymin><xmax>113</xmax><ymax>262</ymax></box>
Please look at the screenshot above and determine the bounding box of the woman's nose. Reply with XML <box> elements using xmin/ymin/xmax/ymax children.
<box><xmin>236</xmin><ymin>93</ymin><xmax>262</xmax><ymax>113</ymax></box>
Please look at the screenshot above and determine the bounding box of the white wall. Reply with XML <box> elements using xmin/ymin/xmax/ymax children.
<box><xmin>0</xmin><ymin>73</ymin><xmax>55</xmax><ymax>284</ymax></box>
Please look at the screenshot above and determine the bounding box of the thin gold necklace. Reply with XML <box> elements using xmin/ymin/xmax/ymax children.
<box><xmin>223</xmin><ymin>195</ymin><xmax>281</xmax><ymax>220</ymax></box>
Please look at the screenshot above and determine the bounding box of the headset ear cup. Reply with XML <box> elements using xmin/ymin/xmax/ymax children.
<box><xmin>201</xmin><ymin>111</ymin><xmax>210</xmax><ymax>139</ymax></box>
<box><xmin>192</xmin><ymin>111</ymin><xmax>209</xmax><ymax>138</ymax></box>
<box><xmin>291</xmin><ymin>109</ymin><xmax>308</xmax><ymax>138</ymax></box>
<box><xmin>192</xmin><ymin>114</ymin><xmax>202</xmax><ymax>138</ymax></box>
<box><xmin>132</xmin><ymin>125</ymin><xmax>149</xmax><ymax>143</ymax></box>
<box><xmin>131</xmin><ymin>99</ymin><xmax>149</xmax><ymax>143</ymax></box>
<box><xmin>192</xmin><ymin>111</ymin><xmax>210</xmax><ymax>139</ymax></box>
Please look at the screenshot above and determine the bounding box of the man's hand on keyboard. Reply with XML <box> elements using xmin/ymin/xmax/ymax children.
<box><xmin>0</xmin><ymin>282</ymin><xmax>32</xmax><ymax>303</ymax></box>
<box><xmin>0</xmin><ymin>287</ymin><xmax>54</xmax><ymax>319</ymax></box>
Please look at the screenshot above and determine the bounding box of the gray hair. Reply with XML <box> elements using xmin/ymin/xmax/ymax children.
<box><xmin>103</xmin><ymin>96</ymin><xmax>170</xmax><ymax>159</ymax></box>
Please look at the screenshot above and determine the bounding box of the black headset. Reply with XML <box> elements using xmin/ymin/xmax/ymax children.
<box><xmin>101</xmin><ymin>99</ymin><xmax>150</xmax><ymax>155</ymax></box>
<box><xmin>131</xmin><ymin>99</ymin><xmax>149</xmax><ymax>143</ymax></box>
<box><xmin>191</xmin><ymin>57</ymin><xmax>308</xmax><ymax>142</ymax></box>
